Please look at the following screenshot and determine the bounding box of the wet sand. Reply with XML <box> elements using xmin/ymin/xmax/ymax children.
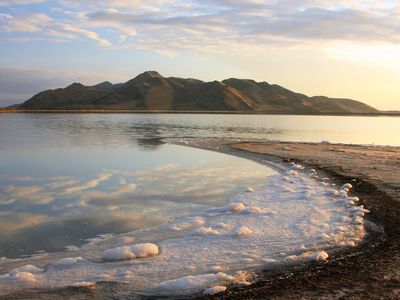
<box><xmin>3</xmin><ymin>140</ymin><xmax>400</xmax><ymax>299</ymax></box>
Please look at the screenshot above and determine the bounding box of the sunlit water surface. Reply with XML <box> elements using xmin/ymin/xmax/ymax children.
<box><xmin>0</xmin><ymin>113</ymin><xmax>398</xmax><ymax>259</ymax></box>
<box><xmin>0</xmin><ymin>113</ymin><xmax>394</xmax><ymax>296</ymax></box>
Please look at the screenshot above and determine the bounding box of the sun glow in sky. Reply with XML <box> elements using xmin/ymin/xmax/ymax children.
<box><xmin>0</xmin><ymin>0</ymin><xmax>399</xmax><ymax>110</ymax></box>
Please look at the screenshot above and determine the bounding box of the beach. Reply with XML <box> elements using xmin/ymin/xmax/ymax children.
<box><xmin>2</xmin><ymin>139</ymin><xmax>400</xmax><ymax>299</ymax></box>
<box><xmin>186</xmin><ymin>139</ymin><xmax>400</xmax><ymax>299</ymax></box>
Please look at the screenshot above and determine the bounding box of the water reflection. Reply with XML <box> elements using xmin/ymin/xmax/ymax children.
<box><xmin>0</xmin><ymin>114</ymin><xmax>399</xmax><ymax>151</ymax></box>
<box><xmin>134</xmin><ymin>138</ymin><xmax>165</xmax><ymax>151</ymax></box>
<box><xmin>0</xmin><ymin>113</ymin><xmax>399</xmax><ymax>258</ymax></box>
<box><xmin>0</xmin><ymin>153</ymin><xmax>274</xmax><ymax>258</ymax></box>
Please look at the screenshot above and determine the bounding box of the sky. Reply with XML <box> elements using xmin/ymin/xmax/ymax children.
<box><xmin>0</xmin><ymin>0</ymin><xmax>399</xmax><ymax>110</ymax></box>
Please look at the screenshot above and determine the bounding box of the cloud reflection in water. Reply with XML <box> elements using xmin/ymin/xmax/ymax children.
<box><xmin>0</xmin><ymin>158</ymin><xmax>274</xmax><ymax>258</ymax></box>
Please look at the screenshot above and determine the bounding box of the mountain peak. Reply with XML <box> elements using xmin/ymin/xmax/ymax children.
<box><xmin>95</xmin><ymin>81</ymin><xmax>113</xmax><ymax>89</ymax></box>
<box><xmin>134</xmin><ymin>71</ymin><xmax>164</xmax><ymax>81</ymax></box>
<box><xmin>66</xmin><ymin>83</ymin><xmax>85</xmax><ymax>89</ymax></box>
<box><xmin>97</xmin><ymin>81</ymin><xmax>113</xmax><ymax>86</ymax></box>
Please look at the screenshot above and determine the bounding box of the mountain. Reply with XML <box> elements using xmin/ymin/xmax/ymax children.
<box><xmin>18</xmin><ymin>71</ymin><xmax>378</xmax><ymax>113</ymax></box>
<box><xmin>7</xmin><ymin>104</ymin><xmax>20</xmax><ymax>108</ymax></box>
<box><xmin>94</xmin><ymin>81</ymin><xmax>124</xmax><ymax>90</ymax></box>
<box><xmin>20</xmin><ymin>83</ymin><xmax>110</xmax><ymax>109</ymax></box>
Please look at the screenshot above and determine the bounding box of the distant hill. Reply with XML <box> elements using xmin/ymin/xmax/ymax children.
<box><xmin>94</xmin><ymin>81</ymin><xmax>124</xmax><ymax>90</ymax></box>
<box><xmin>18</xmin><ymin>71</ymin><xmax>378</xmax><ymax>114</ymax></box>
<box><xmin>7</xmin><ymin>104</ymin><xmax>20</xmax><ymax>109</ymax></box>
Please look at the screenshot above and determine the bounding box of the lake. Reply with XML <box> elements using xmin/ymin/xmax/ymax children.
<box><xmin>0</xmin><ymin>113</ymin><xmax>398</xmax><ymax>296</ymax></box>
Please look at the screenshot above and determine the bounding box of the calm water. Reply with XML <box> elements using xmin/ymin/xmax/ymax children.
<box><xmin>0</xmin><ymin>113</ymin><xmax>399</xmax><ymax>258</ymax></box>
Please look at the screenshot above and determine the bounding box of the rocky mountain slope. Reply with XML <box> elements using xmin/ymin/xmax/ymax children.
<box><xmin>19</xmin><ymin>71</ymin><xmax>378</xmax><ymax>113</ymax></box>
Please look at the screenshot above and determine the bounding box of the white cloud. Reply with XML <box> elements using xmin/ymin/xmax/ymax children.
<box><xmin>59</xmin><ymin>0</ymin><xmax>175</xmax><ymax>11</ymax></box>
<box><xmin>0</xmin><ymin>0</ymin><xmax>45</xmax><ymax>6</ymax></box>
<box><xmin>1</xmin><ymin>13</ymin><xmax>51</xmax><ymax>32</ymax></box>
<box><xmin>62</xmin><ymin>173</ymin><xmax>112</xmax><ymax>195</ymax></box>
<box><xmin>1</xmin><ymin>0</ymin><xmax>400</xmax><ymax>58</ymax></box>
<box><xmin>59</xmin><ymin>23</ymin><xmax>112</xmax><ymax>46</ymax></box>
<box><xmin>65</xmin><ymin>0</ymin><xmax>400</xmax><ymax>56</ymax></box>
<box><xmin>0</xmin><ymin>12</ymin><xmax>112</xmax><ymax>47</ymax></box>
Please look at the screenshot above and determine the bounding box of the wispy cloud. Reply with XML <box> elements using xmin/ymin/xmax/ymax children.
<box><xmin>1</xmin><ymin>0</ymin><xmax>400</xmax><ymax>54</ymax></box>
<box><xmin>62</xmin><ymin>173</ymin><xmax>113</xmax><ymax>195</ymax></box>
<box><xmin>79</xmin><ymin>0</ymin><xmax>400</xmax><ymax>53</ymax></box>
<box><xmin>1</xmin><ymin>159</ymin><xmax>269</xmax><ymax>208</ymax></box>
<box><xmin>0</xmin><ymin>12</ymin><xmax>112</xmax><ymax>47</ymax></box>
<box><xmin>1</xmin><ymin>13</ymin><xmax>51</xmax><ymax>32</ymax></box>
<box><xmin>0</xmin><ymin>0</ymin><xmax>45</xmax><ymax>7</ymax></box>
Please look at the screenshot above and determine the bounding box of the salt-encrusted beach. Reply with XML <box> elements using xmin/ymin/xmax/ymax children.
<box><xmin>2</xmin><ymin>139</ymin><xmax>399</xmax><ymax>299</ymax></box>
<box><xmin>187</xmin><ymin>139</ymin><xmax>400</xmax><ymax>299</ymax></box>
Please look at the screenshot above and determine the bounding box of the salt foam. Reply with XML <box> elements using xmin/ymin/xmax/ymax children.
<box><xmin>102</xmin><ymin>243</ymin><xmax>159</xmax><ymax>261</ymax></box>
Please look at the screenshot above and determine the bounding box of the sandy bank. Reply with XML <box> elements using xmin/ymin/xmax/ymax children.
<box><xmin>188</xmin><ymin>139</ymin><xmax>400</xmax><ymax>299</ymax></box>
<box><xmin>230</xmin><ymin>141</ymin><xmax>400</xmax><ymax>201</ymax></box>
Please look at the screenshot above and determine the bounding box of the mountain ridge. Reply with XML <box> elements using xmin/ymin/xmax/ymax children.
<box><xmin>18</xmin><ymin>71</ymin><xmax>378</xmax><ymax>114</ymax></box>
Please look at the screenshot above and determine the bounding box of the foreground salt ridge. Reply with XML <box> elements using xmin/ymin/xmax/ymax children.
<box><xmin>102</xmin><ymin>243</ymin><xmax>159</xmax><ymax>261</ymax></box>
<box><xmin>0</xmin><ymin>160</ymin><xmax>368</xmax><ymax>296</ymax></box>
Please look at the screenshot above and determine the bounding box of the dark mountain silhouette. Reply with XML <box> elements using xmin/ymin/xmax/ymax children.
<box><xmin>19</xmin><ymin>71</ymin><xmax>378</xmax><ymax>113</ymax></box>
<box><xmin>94</xmin><ymin>81</ymin><xmax>123</xmax><ymax>90</ymax></box>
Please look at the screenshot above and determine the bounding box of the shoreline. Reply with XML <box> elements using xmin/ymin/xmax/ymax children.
<box><xmin>188</xmin><ymin>139</ymin><xmax>399</xmax><ymax>299</ymax></box>
<box><xmin>2</xmin><ymin>140</ymin><xmax>400</xmax><ymax>299</ymax></box>
<box><xmin>0</xmin><ymin>109</ymin><xmax>399</xmax><ymax>117</ymax></box>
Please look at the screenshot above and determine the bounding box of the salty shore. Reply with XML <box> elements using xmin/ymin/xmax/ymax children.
<box><xmin>189</xmin><ymin>139</ymin><xmax>399</xmax><ymax>299</ymax></box>
<box><xmin>3</xmin><ymin>140</ymin><xmax>400</xmax><ymax>299</ymax></box>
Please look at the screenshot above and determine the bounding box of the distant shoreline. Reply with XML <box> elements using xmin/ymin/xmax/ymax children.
<box><xmin>1</xmin><ymin>108</ymin><xmax>399</xmax><ymax>117</ymax></box>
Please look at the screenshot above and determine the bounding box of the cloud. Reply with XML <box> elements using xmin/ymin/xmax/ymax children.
<box><xmin>1</xmin><ymin>13</ymin><xmax>51</xmax><ymax>32</ymax></box>
<box><xmin>0</xmin><ymin>172</ymin><xmax>115</xmax><ymax>205</ymax></box>
<box><xmin>66</xmin><ymin>0</ymin><xmax>400</xmax><ymax>56</ymax></box>
<box><xmin>0</xmin><ymin>0</ymin><xmax>45</xmax><ymax>6</ymax></box>
<box><xmin>1</xmin><ymin>158</ymin><xmax>270</xmax><ymax>209</ymax></box>
<box><xmin>3</xmin><ymin>185</ymin><xmax>54</xmax><ymax>204</ymax></box>
<box><xmin>0</xmin><ymin>12</ymin><xmax>112</xmax><ymax>47</ymax></box>
<box><xmin>59</xmin><ymin>0</ymin><xmax>175</xmax><ymax>11</ymax></box>
<box><xmin>53</xmin><ymin>23</ymin><xmax>112</xmax><ymax>46</ymax></box>
<box><xmin>62</xmin><ymin>173</ymin><xmax>113</xmax><ymax>195</ymax></box>
<box><xmin>0</xmin><ymin>159</ymin><xmax>272</xmax><ymax>256</ymax></box>
<box><xmin>2</xmin><ymin>0</ymin><xmax>400</xmax><ymax>55</ymax></box>
<box><xmin>0</xmin><ymin>211</ymin><xmax>52</xmax><ymax>235</ymax></box>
